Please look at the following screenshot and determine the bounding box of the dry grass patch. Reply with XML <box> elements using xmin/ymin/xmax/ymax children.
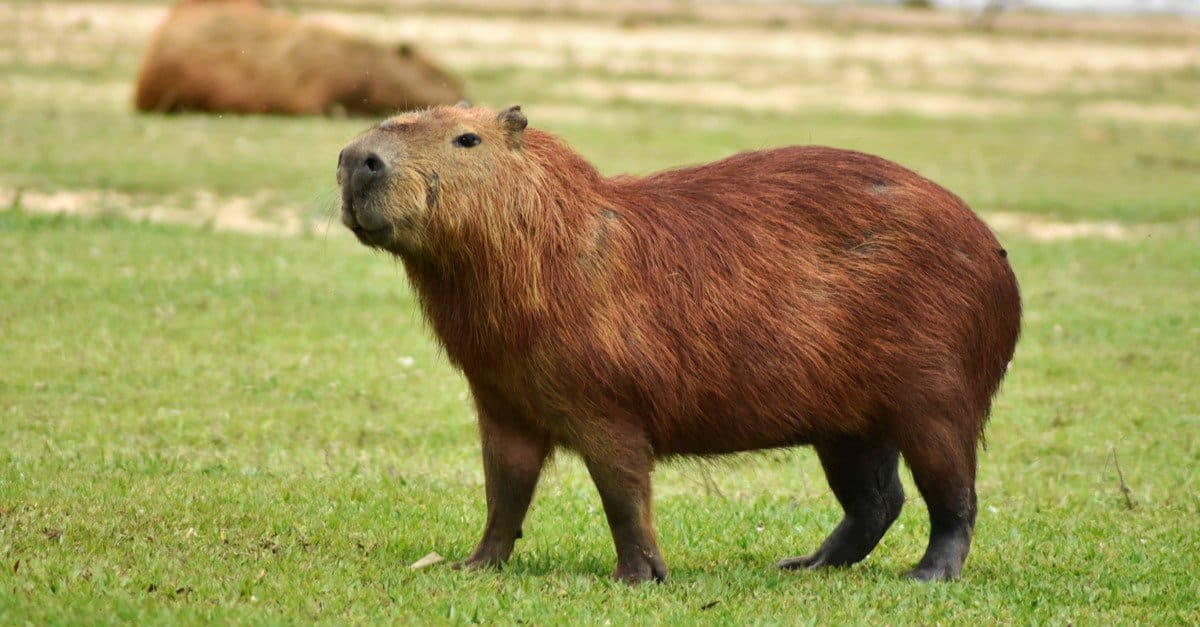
<box><xmin>2</xmin><ymin>186</ymin><xmax>325</xmax><ymax>237</ymax></box>
<box><xmin>6</xmin><ymin>2</ymin><xmax>1196</xmax><ymax>122</ymax></box>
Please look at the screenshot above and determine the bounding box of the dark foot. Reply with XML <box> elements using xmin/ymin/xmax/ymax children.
<box><xmin>783</xmin><ymin>439</ymin><xmax>905</xmax><ymax>574</ymax></box>
<box><xmin>777</xmin><ymin>540</ymin><xmax>869</xmax><ymax>571</ymax></box>
<box><xmin>613</xmin><ymin>551</ymin><xmax>668</xmax><ymax>584</ymax></box>
<box><xmin>778</xmin><ymin>554</ymin><xmax>824</xmax><ymax>570</ymax></box>
<box><xmin>778</xmin><ymin>538</ymin><xmax>862</xmax><ymax>570</ymax></box>
<box><xmin>450</xmin><ymin>555</ymin><xmax>501</xmax><ymax>571</ymax></box>
<box><xmin>451</xmin><ymin>538</ymin><xmax>514</xmax><ymax>572</ymax></box>
<box><xmin>907</xmin><ymin>563</ymin><xmax>960</xmax><ymax>582</ymax></box>
<box><xmin>580</xmin><ymin>435</ymin><xmax>667</xmax><ymax>585</ymax></box>
<box><xmin>778</xmin><ymin>506</ymin><xmax>903</xmax><ymax>572</ymax></box>
<box><xmin>907</xmin><ymin>527</ymin><xmax>971</xmax><ymax>582</ymax></box>
<box><xmin>893</xmin><ymin>404</ymin><xmax>982</xmax><ymax>582</ymax></box>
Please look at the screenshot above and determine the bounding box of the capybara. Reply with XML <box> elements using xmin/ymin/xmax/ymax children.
<box><xmin>134</xmin><ymin>0</ymin><xmax>464</xmax><ymax>115</ymax></box>
<box><xmin>336</xmin><ymin>104</ymin><xmax>1021</xmax><ymax>583</ymax></box>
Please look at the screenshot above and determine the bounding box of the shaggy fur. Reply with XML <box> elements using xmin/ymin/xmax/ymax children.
<box><xmin>336</xmin><ymin>105</ymin><xmax>1022</xmax><ymax>583</ymax></box>
<box><xmin>134</xmin><ymin>0</ymin><xmax>464</xmax><ymax>115</ymax></box>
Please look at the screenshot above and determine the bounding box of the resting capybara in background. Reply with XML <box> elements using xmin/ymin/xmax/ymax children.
<box><xmin>336</xmin><ymin>104</ymin><xmax>1021</xmax><ymax>583</ymax></box>
<box><xmin>134</xmin><ymin>0</ymin><xmax>464</xmax><ymax>115</ymax></box>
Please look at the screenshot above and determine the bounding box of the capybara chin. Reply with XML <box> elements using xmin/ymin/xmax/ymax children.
<box><xmin>134</xmin><ymin>0</ymin><xmax>464</xmax><ymax>115</ymax></box>
<box><xmin>336</xmin><ymin>104</ymin><xmax>1021</xmax><ymax>583</ymax></box>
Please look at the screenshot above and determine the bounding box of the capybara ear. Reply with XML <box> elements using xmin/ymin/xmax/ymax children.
<box><xmin>497</xmin><ymin>105</ymin><xmax>527</xmax><ymax>148</ymax></box>
<box><xmin>455</xmin><ymin>100</ymin><xmax>471</xmax><ymax>109</ymax></box>
<box><xmin>395</xmin><ymin>42</ymin><xmax>414</xmax><ymax>57</ymax></box>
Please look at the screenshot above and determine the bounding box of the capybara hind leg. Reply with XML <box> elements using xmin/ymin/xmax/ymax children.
<box><xmin>581</xmin><ymin>433</ymin><xmax>667</xmax><ymax>584</ymax></box>
<box><xmin>455</xmin><ymin>402</ymin><xmax>552</xmax><ymax>571</ymax></box>
<box><xmin>898</xmin><ymin>425</ymin><xmax>978</xmax><ymax>581</ymax></box>
<box><xmin>780</xmin><ymin>438</ymin><xmax>903</xmax><ymax>571</ymax></box>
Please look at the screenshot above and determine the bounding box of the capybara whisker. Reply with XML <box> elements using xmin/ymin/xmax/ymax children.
<box><xmin>334</xmin><ymin>104</ymin><xmax>1021</xmax><ymax>584</ymax></box>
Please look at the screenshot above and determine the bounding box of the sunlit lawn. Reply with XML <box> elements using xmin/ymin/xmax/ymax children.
<box><xmin>2</xmin><ymin>0</ymin><xmax>1199</xmax><ymax>623</ymax></box>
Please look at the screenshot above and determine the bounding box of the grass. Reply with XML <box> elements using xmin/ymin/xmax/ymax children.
<box><xmin>4</xmin><ymin>89</ymin><xmax>1198</xmax><ymax>223</ymax></box>
<box><xmin>2</xmin><ymin>0</ymin><xmax>1200</xmax><ymax>623</ymax></box>
<box><xmin>2</xmin><ymin>210</ymin><xmax>1198</xmax><ymax>624</ymax></box>
<box><xmin>4</xmin><ymin>5</ymin><xmax>1200</xmax><ymax>223</ymax></box>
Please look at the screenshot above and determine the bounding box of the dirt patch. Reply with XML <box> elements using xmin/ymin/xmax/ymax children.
<box><xmin>3</xmin><ymin>75</ymin><xmax>129</xmax><ymax>107</ymax></box>
<box><xmin>306</xmin><ymin>10</ymin><xmax>1197</xmax><ymax>121</ymax></box>
<box><xmin>1080</xmin><ymin>101</ymin><xmax>1200</xmax><ymax>125</ymax></box>
<box><xmin>317</xmin><ymin>11</ymin><xmax>1199</xmax><ymax>75</ymax></box>
<box><xmin>6</xmin><ymin>2</ymin><xmax>1196</xmax><ymax>123</ymax></box>
<box><xmin>2</xmin><ymin>186</ymin><xmax>330</xmax><ymax>237</ymax></box>
<box><xmin>984</xmin><ymin>212</ymin><xmax>1198</xmax><ymax>241</ymax></box>
<box><xmin>306</xmin><ymin>0</ymin><xmax>1200</xmax><ymax>41</ymax></box>
<box><xmin>559</xmin><ymin>76</ymin><xmax>1025</xmax><ymax>118</ymax></box>
<box><xmin>7</xmin><ymin>184</ymin><xmax>1190</xmax><ymax>243</ymax></box>
<box><xmin>0</xmin><ymin>3</ymin><xmax>162</xmax><ymax>66</ymax></box>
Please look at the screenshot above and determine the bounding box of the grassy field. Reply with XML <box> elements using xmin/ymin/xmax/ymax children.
<box><xmin>3</xmin><ymin>0</ymin><xmax>1199</xmax><ymax>623</ymax></box>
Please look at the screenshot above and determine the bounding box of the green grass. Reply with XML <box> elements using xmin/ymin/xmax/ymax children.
<box><xmin>4</xmin><ymin>89</ymin><xmax>1198</xmax><ymax>223</ymax></box>
<box><xmin>3</xmin><ymin>14</ymin><xmax>1199</xmax><ymax>224</ymax></box>
<box><xmin>2</xmin><ymin>208</ymin><xmax>1198</xmax><ymax>624</ymax></box>
<box><xmin>2</xmin><ymin>1</ymin><xmax>1199</xmax><ymax>623</ymax></box>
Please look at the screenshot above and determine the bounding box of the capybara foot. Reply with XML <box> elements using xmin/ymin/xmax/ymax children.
<box><xmin>613</xmin><ymin>554</ymin><xmax>668</xmax><ymax>584</ymax></box>
<box><xmin>778</xmin><ymin>512</ymin><xmax>898</xmax><ymax>571</ymax></box>
<box><xmin>454</xmin><ymin>526</ymin><xmax>525</xmax><ymax>572</ymax></box>
<box><xmin>777</xmin><ymin>537</ymin><xmax>868</xmax><ymax>571</ymax></box>
<box><xmin>778</xmin><ymin>554</ymin><xmax>827</xmax><ymax>570</ymax></box>
<box><xmin>907</xmin><ymin>562</ymin><xmax>961</xmax><ymax>582</ymax></box>
<box><xmin>777</xmin><ymin>543</ymin><xmax>863</xmax><ymax>570</ymax></box>
<box><xmin>777</xmin><ymin>528</ymin><xmax>873</xmax><ymax>569</ymax></box>
<box><xmin>451</xmin><ymin>546</ymin><xmax>509</xmax><ymax>572</ymax></box>
<box><xmin>906</xmin><ymin>531</ymin><xmax>969</xmax><ymax>581</ymax></box>
<box><xmin>784</xmin><ymin>441</ymin><xmax>904</xmax><ymax>574</ymax></box>
<box><xmin>450</xmin><ymin>556</ymin><xmax>500</xmax><ymax>571</ymax></box>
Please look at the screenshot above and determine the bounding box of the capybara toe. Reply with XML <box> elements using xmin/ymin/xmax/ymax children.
<box><xmin>778</xmin><ymin>555</ymin><xmax>822</xmax><ymax>570</ymax></box>
<box><xmin>613</xmin><ymin>558</ymin><xmax>668</xmax><ymax>584</ymax></box>
<box><xmin>906</xmin><ymin>563</ymin><xmax>961</xmax><ymax>582</ymax></box>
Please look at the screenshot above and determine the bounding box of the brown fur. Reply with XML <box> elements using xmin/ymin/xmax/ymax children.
<box><xmin>134</xmin><ymin>0</ymin><xmax>464</xmax><ymax>115</ymax></box>
<box><xmin>336</xmin><ymin>105</ymin><xmax>1021</xmax><ymax>583</ymax></box>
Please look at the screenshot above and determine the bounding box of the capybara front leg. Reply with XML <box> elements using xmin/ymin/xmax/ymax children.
<box><xmin>899</xmin><ymin>426</ymin><xmax>978</xmax><ymax>581</ymax></box>
<box><xmin>582</xmin><ymin>437</ymin><xmax>667</xmax><ymax>584</ymax></box>
<box><xmin>455</xmin><ymin>406</ymin><xmax>552</xmax><ymax>571</ymax></box>
<box><xmin>780</xmin><ymin>437</ymin><xmax>904</xmax><ymax>571</ymax></box>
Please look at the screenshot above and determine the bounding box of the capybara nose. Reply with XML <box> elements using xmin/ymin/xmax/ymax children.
<box><xmin>338</xmin><ymin>145</ymin><xmax>388</xmax><ymax>197</ymax></box>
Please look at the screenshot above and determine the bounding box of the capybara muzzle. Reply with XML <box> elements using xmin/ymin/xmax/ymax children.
<box><xmin>337</xmin><ymin>138</ymin><xmax>392</xmax><ymax>243</ymax></box>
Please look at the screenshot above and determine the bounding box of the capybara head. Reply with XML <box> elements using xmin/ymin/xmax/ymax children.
<box><xmin>336</xmin><ymin>105</ymin><xmax>1021</xmax><ymax>584</ymax></box>
<box><xmin>338</xmin><ymin>104</ymin><xmax>534</xmax><ymax>257</ymax></box>
<box><xmin>340</xmin><ymin>42</ymin><xmax>465</xmax><ymax>115</ymax></box>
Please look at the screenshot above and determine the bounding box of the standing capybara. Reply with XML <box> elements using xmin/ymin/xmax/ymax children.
<box><xmin>134</xmin><ymin>0</ymin><xmax>464</xmax><ymax>115</ymax></box>
<box><xmin>336</xmin><ymin>104</ymin><xmax>1021</xmax><ymax>583</ymax></box>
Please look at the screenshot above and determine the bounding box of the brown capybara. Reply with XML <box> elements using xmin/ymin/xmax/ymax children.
<box><xmin>134</xmin><ymin>0</ymin><xmax>464</xmax><ymax>115</ymax></box>
<box><xmin>336</xmin><ymin>104</ymin><xmax>1021</xmax><ymax>583</ymax></box>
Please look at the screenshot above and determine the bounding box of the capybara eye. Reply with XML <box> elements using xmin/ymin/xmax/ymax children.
<box><xmin>453</xmin><ymin>133</ymin><xmax>482</xmax><ymax>148</ymax></box>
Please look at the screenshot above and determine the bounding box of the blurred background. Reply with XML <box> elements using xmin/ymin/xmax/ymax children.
<box><xmin>2</xmin><ymin>1</ymin><xmax>1197</xmax><ymax>622</ymax></box>
<box><xmin>3</xmin><ymin>0</ymin><xmax>1197</xmax><ymax>231</ymax></box>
